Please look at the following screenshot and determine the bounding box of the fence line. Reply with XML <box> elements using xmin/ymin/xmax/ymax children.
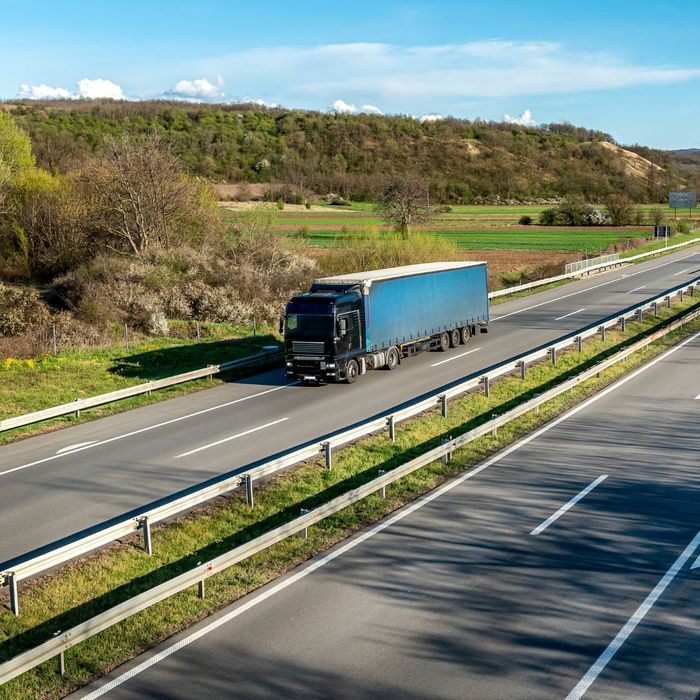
<box><xmin>565</xmin><ymin>253</ymin><xmax>620</xmax><ymax>275</ymax></box>
<box><xmin>1</xmin><ymin>299</ymin><xmax>699</xmax><ymax>685</ymax></box>
<box><xmin>489</xmin><ymin>236</ymin><xmax>700</xmax><ymax>299</ymax></box>
<box><xmin>2</xmin><ymin>276</ymin><xmax>698</xmax><ymax>617</ymax></box>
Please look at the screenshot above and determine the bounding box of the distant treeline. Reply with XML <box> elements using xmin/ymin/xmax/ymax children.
<box><xmin>4</xmin><ymin>100</ymin><xmax>696</xmax><ymax>203</ymax></box>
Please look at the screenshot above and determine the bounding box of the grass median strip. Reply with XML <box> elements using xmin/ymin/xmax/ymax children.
<box><xmin>1</xmin><ymin>298</ymin><xmax>699</xmax><ymax>698</ymax></box>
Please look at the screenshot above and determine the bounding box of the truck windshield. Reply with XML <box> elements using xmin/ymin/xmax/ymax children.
<box><xmin>286</xmin><ymin>313</ymin><xmax>334</xmax><ymax>338</ymax></box>
<box><xmin>286</xmin><ymin>300</ymin><xmax>335</xmax><ymax>338</ymax></box>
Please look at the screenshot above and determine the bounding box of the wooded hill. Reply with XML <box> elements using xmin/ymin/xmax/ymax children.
<box><xmin>3</xmin><ymin>99</ymin><xmax>697</xmax><ymax>203</ymax></box>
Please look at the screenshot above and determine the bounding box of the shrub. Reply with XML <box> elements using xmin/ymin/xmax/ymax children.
<box><xmin>276</xmin><ymin>197</ymin><xmax>285</xmax><ymax>210</ymax></box>
<box><xmin>518</xmin><ymin>215</ymin><xmax>533</xmax><ymax>225</ymax></box>
<box><xmin>583</xmin><ymin>208</ymin><xmax>611</xmax><ymax>226</ymax></box>
<box><xmin>538</xmin><ymin>208</ymin><xmax>560</xmax><ymax>226</ymax></box>
<box><xmin>676</xmin><ymin>220</ymin><xmax>690</xmax><ymax>234</ymax></box>
<box><xmin>649</xmin><ymin>207</ymin><xmax>665</xmax><ymax>226</ymax></box>
<box><xmin>0</xmin><ymin>283</ymin><xmax>51</xmax><ymax>336</ymax></box>
<box><xmin>305</xmin><ymin>200</ymin><xmax>311</xmax><ymax>210</ymax></box>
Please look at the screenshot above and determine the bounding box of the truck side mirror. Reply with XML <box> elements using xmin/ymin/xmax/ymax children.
<box><xmin>279</xmin><ymin>315</ymin><xmax>285</xmax><ymax>335</ymax></box>
<box><xmin>338</xmin><ymin>317</ymin><xmax>348</xmax><ymax>337</ymax></box>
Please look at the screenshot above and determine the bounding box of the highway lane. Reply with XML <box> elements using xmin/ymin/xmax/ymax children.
<box><xmin>73</xmin><ymin>332</ymin><xmax>700</xmax><ymax>700</ymax></box>
<box><xmin>1</xmin><ymin>245</ymin><xmax>699</xmax><ymax>563</ymax></box>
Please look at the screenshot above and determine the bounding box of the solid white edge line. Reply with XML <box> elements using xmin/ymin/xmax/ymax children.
<box><xmin>175</xmin><ymin>418</ymin><xmax>289</xmax><ymax>458</ymax></box>
<box><xmin>490</xmin><ymin>250</ymin><xmax>698</xmax><ymax>322</ymax></box>
<box><xmin>530</xmin><ymin>474</ymin><xmax>608</xmax><ymax>535</ymax></box>
<box><xmin>430</xmin><ymin>347</ymin><xmax>481</xmax><ymax>367</ymax></box>
<box><xmin>0</xmin><ymin>383</ymin><xmax>298</xmax><ymax>478</ymax></box>
<box><xmin>565</xmin><ymin>530</ymin><xmax>700</xmax><ymax>700</ymax></box>
<box><xmin>554</xmin><ymin>308</ymin><xmax>586</xmax><ymax>322</ymax></box>
<box><xmin>80</xmin><ymin>330</ymin><xmax>700</xmax><ymax>698</ymax></box>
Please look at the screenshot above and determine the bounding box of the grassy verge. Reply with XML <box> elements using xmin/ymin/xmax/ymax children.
<box><xmin>0</xmin><ymin>323</ymin><xmax>281</xmax><ymax>447</ymax></box>
<box><xmin>1</xmin><ymin>296</ymin><xmax>699</xmax><ymax>699</ymax></box>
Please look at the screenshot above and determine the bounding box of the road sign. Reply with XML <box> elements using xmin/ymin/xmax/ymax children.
<box><xmin>653</xmin><ymin>225</ymin><xmax>672</xmax><ymax>238</ymax></box>
<box><xmin>669</xmin><ymin>191</ymin><xmax>697</xmax><ymax>208</ymax></box>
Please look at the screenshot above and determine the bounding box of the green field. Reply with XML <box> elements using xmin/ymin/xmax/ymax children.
<box><xmin>222</xmin><ymin>202</ymin><xmax>695</xmax><ymax>254</ymax></box>
<box><xmin>305</xmin><ymin>227</ymin><xmax>648</xmax><ymax>252</ymax></box>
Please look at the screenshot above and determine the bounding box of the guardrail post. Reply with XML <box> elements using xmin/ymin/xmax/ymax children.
<box><xmin>439</xmin><ymin>394</ymin><xmax>448</xmax><ymax>418</ymax></box>
<box><xmin>482</xmin><ymin>376</ymin><xmax>490</xmax><ymax>396</ymax></box>
<box><xmin>441</xmin><ymin>438</ymin><xmax>453</xmax><ymax>463</ymax></box>
<box><xmin>244</xmin><ymin>475</ymin><xmax>254</xmax><ymax>507</ymax></box>
<box><xmin>198</xmin><ymin>579</ymin><xmax>206</xmax><ymax>599</ymax></box>
<box><xmin>74</xmin><ymin>399</ymin><xmax>80</xmax><ymax>419</ymax></box>
<box><xmin>666</xmin><ymin>295</ymin><xmax>672</xmax><ymax>308</ymax></box>
<box><xmin>7</xmin><ymin>572</ymin><xmax>19</xmax><ymax>616</ymax></box>
<box><xmin>323</xmin><ymin>442</ymin><xmax>332</xmax><ymax>470</ymax></box>
<box><xmin>599</xmin><ymin>325</ymin><xmax>606</xmax><ymax>342</ymax></box>
<box><xmin>653</xmin><ymin>301</ymin><xmax>658</xmax><ymax>315</ymax></box>
<box><xmin>387</xmin><ymin>415</ymin><xmax>396</xmax><ymax>442</ymax></box>
<box><xmin>691</xmin><ymin>284</ymin><xmax>695</xmax><ymax>297</ymax></box>
<box><xmin>518</xmin><ymin>360</ymin><xmax>526</xmax><ymax>379</ymax></box>
<box><xmin>57</xmin><ymin>650</ymin><xmax>65</xmax><ymax>676</ymax></box>
<box><xmin>680</xmin><ymin>289</ymin><xmax>684</xmax><ymax>303</ymax></box>
<box><xmin>378</xmin><ymin>470</ymin><xmax>387</xmax><ymax>498</ymax></box>
<box><xmin>140</xmin><ymin>516</ymin><xmax>153</xmax><ymax>556</ymax></box>
<box><xmin>620</xmin><ymin>316</ymin><xmax>626</xmax><ymax>332</ymax></box>
<box><xmin>300</xmin><ymin>508</ymin><xmax>310</xmax><ymax>539</ymax></box>
<box><xmin>549</xmin><ymin>347</ymin><xmax>557</xmax><ymax>366</ymax></box>
<box><xmin>637</xmin><ymin>308</ymin><xmax>643</xmax><ymax>323</ymax></box>
<box><xmin>576</xmin><ymin>335</ymin><xmax>583</xmax><ymax>353</ymax></box>
<box><xmin>491</xmin><ymin>416</ymin><xmax>498</xmax><ymax>437</ymax></box>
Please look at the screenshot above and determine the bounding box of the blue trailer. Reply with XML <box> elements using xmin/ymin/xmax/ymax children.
<box><xmin>282</xmin><ymin>261</ymin><xmax>489</xmax><ymax>383</ymax></box>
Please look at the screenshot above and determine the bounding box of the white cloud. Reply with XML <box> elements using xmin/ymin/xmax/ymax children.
<box><xmin>166</xmin><ymin>76</ymin><xmax>224</xmax><ymax>101</ymax></box>
<box><xmin>18</xmin><ymin>83</ymin><xmax>73</xmax><ymax>99</ymax></box>
<box><xmin>198</xmin><ymin>40</ymin><xmax>700</xmax><ymax>110</ymax></box>
<box><xmin>420</xmin><ymin>113</ymin><xmax>443</xmax><ymax>123</ymax></box>
<box><xmin>17</xmin><ymin>78</ymin><xmax>125</xmax><ymax>100</ymax></box>
<box><xmin>332</xmin><ymin>99</ymin><xmax>356</xmax><ymax>113</ymax></box>
<box><xmin>503</xmin><ymin>109</ymin><xmax>536</xmax><ymax>127</ymax></box>
<box><xmin>332</xmin><ymin>100</ymin><xmax>383</xmax><ymax>115</ymax></box>
<box><xmin>360</xmin><ymin>104</ymin><xmax>383</xmax><ymax>115</ymax></box>
<box><xmin>77</xmin><ymin>78</ymin><xmax>124</xmax><ymax>100</ymax></box>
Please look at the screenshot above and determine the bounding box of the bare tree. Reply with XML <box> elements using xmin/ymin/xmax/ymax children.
<box><xmin>83</xmin><ymin>134</ymin><xmax>205</xmax><ymax>255</ymax></box>
<box><xmin>375</xmin><ymin>174</ymin><xmax>432</xmax><ymax>239</ymax></box>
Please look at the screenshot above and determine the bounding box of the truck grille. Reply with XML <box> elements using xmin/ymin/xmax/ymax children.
<box><xmin>292</xmin><ymin>341</ymin><xmax>324</xmax><ymax>355</ymax></box>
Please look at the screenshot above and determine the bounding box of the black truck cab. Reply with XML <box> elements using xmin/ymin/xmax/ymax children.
<box><xmin>283</xmin><ymin>284</ymin><xmax>364</xmax><ymax>383</ymax></box>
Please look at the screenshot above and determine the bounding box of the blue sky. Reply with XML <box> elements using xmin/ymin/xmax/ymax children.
<box><xmin>1</xmin><ymin>0</ymin><xmax>699</xmax><ymax>148</ymax></box>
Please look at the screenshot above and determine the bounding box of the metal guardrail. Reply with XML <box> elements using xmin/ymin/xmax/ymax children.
<box><xmin>2</xmin><ymin>300</ymin><xmax>699</xmax><ymax>685</ymax></box>
<box><xmin>0</xmin><ymin>347</ymin><xmax>284</xmax><ymax>434</ymax></box>
<box><xmin>488</xmin><ymin>236</ymin><xmax>700</xmax><ymax>299</ymax></box>
<box><xmin>2</xmin><ymin>276</ymin><xmax>698</xmax><ymax>617</ymax></box>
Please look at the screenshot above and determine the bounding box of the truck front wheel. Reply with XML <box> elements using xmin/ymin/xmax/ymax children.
<box><xmin>345</xmin><ymin>359</ymin><xmax>359</xmax><ymax>383</ymax></box>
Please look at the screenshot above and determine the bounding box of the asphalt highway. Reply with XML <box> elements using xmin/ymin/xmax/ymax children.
<box><xmin>1</xmin><ymin>245</ymin><xmax>700</xmax><ymax>563</ymax></box>
<box><xmin>73</xmin><ymin>327</ymin><xmax>700</xmax><ymax>699</ymax></box>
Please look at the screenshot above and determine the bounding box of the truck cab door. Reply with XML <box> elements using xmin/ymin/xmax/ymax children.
<box><xmin>337</xmin><ymin>311</ymin><xmax>360</xmax><ymax>356</ymax></box>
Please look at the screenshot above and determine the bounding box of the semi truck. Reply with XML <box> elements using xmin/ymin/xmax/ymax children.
<box><xmin>281</xmin><ymin>261</ymin><xmax>489</xmax><ymax>384</ymax></box>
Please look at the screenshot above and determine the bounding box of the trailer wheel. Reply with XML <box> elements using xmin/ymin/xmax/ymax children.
<box><xmin>345</xmin><ymin>359</ymin><xmax>359</xmax><ymax>383</ymax></box>
<box><xmin>449</xmin><ymin>329</ymin><xmax>461</xmax><ymax>348</ymax></box>
<box><xmin>386</xmin><ymin>346</ymin><xmax>400</xmax><ymax>370</ymax></box>
<box><xmin>460</xmin><ymin>326</ymin><xmax>471</xmax><ymax>344</ymax></box>
<box><xmin>438</xmin><ymin>332</ymin><xmax>450</xmax><ymax>352</ymax></box>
